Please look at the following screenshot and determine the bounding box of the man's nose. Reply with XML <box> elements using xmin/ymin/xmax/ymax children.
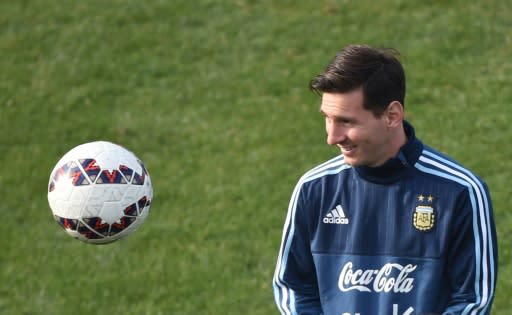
<box><xmin>326</xmin><ymin>124</ymin><xmax>346</xmax><ymax>146</ymax></box>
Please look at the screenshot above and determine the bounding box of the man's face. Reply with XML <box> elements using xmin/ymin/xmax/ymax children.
<box><xmin>320</xmin><ymin>89</ymin><xmax>393</xmax><ymax>167</ymax></box>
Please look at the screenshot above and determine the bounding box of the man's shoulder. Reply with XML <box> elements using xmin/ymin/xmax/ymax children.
<box><xmin>298</xmin><ymin>155</ymin><xmax>351</xmax><ymax>185</ymax></box>
<box><xmin>416</xmin><ymin>145</ymin><xmax>488</xmax><ymax>187</ymax></box>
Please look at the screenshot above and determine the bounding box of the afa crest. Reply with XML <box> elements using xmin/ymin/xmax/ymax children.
<box><xmin>413</xmin><ymin>194</ymin><xmax>435</xmax><ymax>231</ymax></box>
<box><xmin>413</xmin><ymin>206</ymin><xmax>435</xmax><ymax>231</ymax></box>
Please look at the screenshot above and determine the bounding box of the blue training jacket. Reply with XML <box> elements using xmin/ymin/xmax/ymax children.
<box><xmin>273</xmin><ymin>121</ymin><xmax>498</xmax><ymax>315</ymax></box>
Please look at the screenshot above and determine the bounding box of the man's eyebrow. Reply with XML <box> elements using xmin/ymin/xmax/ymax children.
<box><xmin>319</xmin><ymin>108</ymin><xmax>336</xmax><ymax>116</ymax></box>
<box><xmin>320</xmin><ymin>111</ymin><xmax>356</xmax><ymax>123</ymax></box>
<box><xmin>319</xmin><ymin>108</ymin><xmax>339</xmax><ymax>117</ymax></box>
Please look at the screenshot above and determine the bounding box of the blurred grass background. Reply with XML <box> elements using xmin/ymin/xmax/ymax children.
<box><xmin>1</xmin><ymin>0</ymin><xmax>510</xmax><ymax>314</ymax></box>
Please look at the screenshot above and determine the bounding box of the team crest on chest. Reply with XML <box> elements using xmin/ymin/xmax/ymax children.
<box><xmin>413</xmin><ymin>194</ymin><xmax>435</xmax><ymax>231</ymax></box>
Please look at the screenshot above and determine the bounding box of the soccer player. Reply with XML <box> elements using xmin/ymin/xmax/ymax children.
<box><xmin>273</xmin><ymin>45</ymin><xmax>498</xmax><ymax>314</ymax></box>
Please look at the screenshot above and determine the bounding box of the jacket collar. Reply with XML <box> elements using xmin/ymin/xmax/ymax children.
<box><xmin>353</xmin><ymin>120</ymin><xmax>423</xmax><ymax>184</ymax></box>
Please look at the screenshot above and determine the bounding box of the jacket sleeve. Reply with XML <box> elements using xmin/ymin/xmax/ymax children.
<box><xmin>442</xmin><ymin>182</ymin><xmax>498</xmax><ymax>315</ymax></box>
<box><xmin>273</xmin><ymin>181</ymin><xmax>323</xmax><ymax>315</ymax></box>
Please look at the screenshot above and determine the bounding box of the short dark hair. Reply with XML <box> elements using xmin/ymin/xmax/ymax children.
<box><xmin>309</xmin><ymin>44</ymin><xmax>406</xmax><ymax>117</ymax></box>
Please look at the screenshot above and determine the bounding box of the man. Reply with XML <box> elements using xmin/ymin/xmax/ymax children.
<box><xmin>273</xmin><ymin>45</ymin><xmax>498</xmax><ymax>315</ymax></box>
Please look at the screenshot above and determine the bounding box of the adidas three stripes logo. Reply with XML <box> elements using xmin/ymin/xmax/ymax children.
<box><xmin>323</xmin><ymin>205</ymin><xmax>349</xmax><ymax>225</ymax></box>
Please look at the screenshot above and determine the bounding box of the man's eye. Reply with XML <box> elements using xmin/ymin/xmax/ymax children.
<box><xmin>336</xmin><ymin>119</ymin><xmax>352</xmax><ymax>125</ymax></box>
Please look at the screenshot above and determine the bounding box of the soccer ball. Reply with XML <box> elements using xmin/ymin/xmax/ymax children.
<box><xmin>47</xmin><ymin>141</ymin><xmax>153</xmax><ymax>244</ymax></box>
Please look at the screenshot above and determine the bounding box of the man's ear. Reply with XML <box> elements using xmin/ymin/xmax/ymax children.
<box><xmin>385</xmin><ymin>101</ymin><xmax>404</xmax><ymax>128</ymax></box>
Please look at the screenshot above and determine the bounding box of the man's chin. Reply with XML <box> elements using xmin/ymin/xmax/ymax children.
<box><xmin>341</xmin><ymin>155</ymin><xmax>360</xmax><ymax>166</ymax></box>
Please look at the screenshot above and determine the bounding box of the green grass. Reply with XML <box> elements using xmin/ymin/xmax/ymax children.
<box><xmin>1</xmin><ymin>0</ymin><xmax>511</xmax><ymax>314</ymax></box>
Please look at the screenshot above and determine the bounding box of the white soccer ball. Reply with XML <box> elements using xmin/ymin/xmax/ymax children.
<box><xmin>48</xmin><ymin>141</ymin><xmax>153</xmax><ymax>244</ymax></box>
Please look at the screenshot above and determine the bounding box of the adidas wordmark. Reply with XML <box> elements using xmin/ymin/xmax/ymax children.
<box><xmin>323</xmin><ymin>205</ymin><xmax>349</xmax><ymax>224</ymax></box>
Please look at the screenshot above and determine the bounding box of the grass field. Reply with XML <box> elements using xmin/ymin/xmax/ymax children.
<box><xmin>1</xmin><ymin>1</ymin><xmax>511</xmax><ymax>314</ymax></box>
